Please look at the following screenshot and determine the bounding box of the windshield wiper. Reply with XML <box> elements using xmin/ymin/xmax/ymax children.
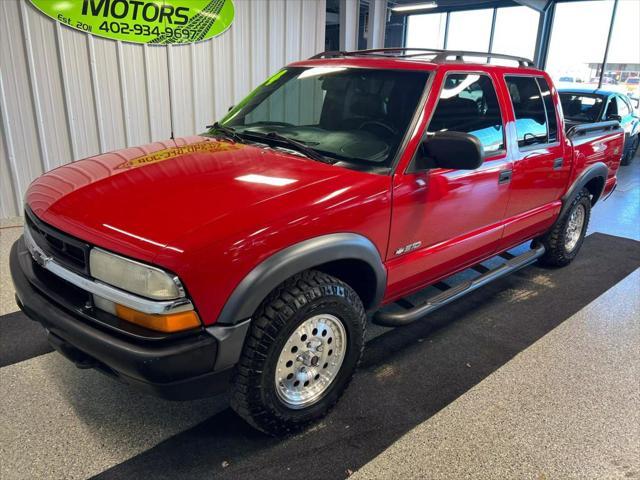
<box><xmin>205</xmin><ymin>122</ymin><xmax>244</xmax><ymax>143</ymax></box>
<box><xmin>242</xmin><ymin>130</ymin><xmax>334</xmax><ymax>164</ymax></box>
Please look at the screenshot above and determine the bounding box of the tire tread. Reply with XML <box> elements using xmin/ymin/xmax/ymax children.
<box><xmin>539</xmin><ymin>188</ymin><xmax>591</xmax><ymax>267</ymax></box>
<box><xmin>231</xmin><ymin>269</ymin><xmax>366</xmax><ymax>436</ymax></box>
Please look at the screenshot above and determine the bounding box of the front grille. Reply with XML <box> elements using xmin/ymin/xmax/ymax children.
<box><xmin>25</xmin><ymin>209</ymin><xmax>91</xmax><ymax>275</ymax></box>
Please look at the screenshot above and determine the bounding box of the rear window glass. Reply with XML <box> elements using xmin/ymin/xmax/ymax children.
<box><xmin>428</xmin><ymin>73</ymin><xmax>504</xmax><ymax>154</ymax></box>
<box><xmin>559</xmin><ymin>93</ymin><xmax>605</xmax><ymax>123</ymax></box>
<box><xmin>506</xmin><ymin>76</ymin><xmax>548</xmax><ymax>147</ymax></box>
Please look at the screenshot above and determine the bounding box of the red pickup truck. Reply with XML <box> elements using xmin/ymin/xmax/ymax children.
<box><xmin>10</xmin><ymin>49</ymin><xmax>623</xmax><ymax>435</ymax></box>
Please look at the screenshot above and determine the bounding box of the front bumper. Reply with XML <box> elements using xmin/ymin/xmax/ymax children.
<box><xmin>10</xmin><ymin>236</ymin><xmax>248</xmax><ymax>400</ymax></box>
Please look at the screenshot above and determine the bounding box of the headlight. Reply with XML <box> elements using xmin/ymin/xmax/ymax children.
<box><xmin>89</xmin><ymin>248</ymin><xmax>183</xmax><ymax>300</ymax></box>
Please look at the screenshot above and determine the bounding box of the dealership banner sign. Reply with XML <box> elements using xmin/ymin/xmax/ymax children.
<box><xmin>30</xmin><ymin>0</ymin><xmax>234</xmax><ymax>44</ymax></box>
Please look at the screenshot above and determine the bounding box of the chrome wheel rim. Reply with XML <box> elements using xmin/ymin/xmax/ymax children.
<box><xmin>565</xmin><ymin>204</ymin><xmax>585</xmax><ymax>252</ymax></box>
<box><xmin>274</xmin><ymin>314</ymin><xmax>347</xmax><ymax>409</ymax></box>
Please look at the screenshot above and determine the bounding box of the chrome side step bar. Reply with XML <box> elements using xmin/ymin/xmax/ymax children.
<box><xmin>373</xmin><ymin>245</ymin><xmax>546</xmax><ymax>327</ymax></box>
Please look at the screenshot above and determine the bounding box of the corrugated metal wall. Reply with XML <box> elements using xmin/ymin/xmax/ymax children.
<box><xmin>0</xmin><ymin>0</ymin><xmax>326</xmax><ymax>219</ymax></box>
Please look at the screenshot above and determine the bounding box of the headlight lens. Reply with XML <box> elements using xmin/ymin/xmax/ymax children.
<box><xmin>89</xmin><ymin>248</ymin><xmax>182</xmax><ymax>300</ymax></box>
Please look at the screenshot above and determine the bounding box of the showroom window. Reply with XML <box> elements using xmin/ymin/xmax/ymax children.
<box><xmin>491</xmin><ymin>6</ymin><xmax>538</xmax><ymax>63</ymax></box>
<box><xmin>405</xmin><ymin>12</ymin><xmax>447</xmax><ymax>49</ymax></box>
<box><xmin>405</xmin><ymin>6</ymin><xmax>539</xmax><ymax>63</ymax></box>
<box><xmin>546</xmin><ymin>0</ymin><xmax>615</xmax><ymax>86</ymax></box>
<box><xmin>428</xmin><ymin>73</ymin><xmax>504</xmax><ymax>154</ymax></box>
<box><xmin>601</xmin><ymin>0</ymin><xmax>640</xmax><ymax>96</ymax></box>
<box><xmin>446</xmin><ymin>9</ymin><xmax>493</xmax><ymax>52</ymax></box>
<box><xmin>505</xmin><ymin>76</ymin><xmax>548</xmax><ymax>148</ymax></box>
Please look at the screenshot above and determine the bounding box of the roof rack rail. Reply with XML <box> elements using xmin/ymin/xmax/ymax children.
<box><xmin>310</xmin><ymin>48</ymin><xmax>535</xmax><ymax>68</ymax></box>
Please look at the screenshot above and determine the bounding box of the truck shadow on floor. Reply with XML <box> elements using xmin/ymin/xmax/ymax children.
<box><xmin>90</xmin><ymin>233</ymin><xmax>640</xmax><ymax>480</ymax></box>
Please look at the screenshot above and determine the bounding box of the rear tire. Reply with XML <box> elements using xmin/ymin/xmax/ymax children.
<box><xmin>538</xmin><ymin>188</ymin><xmax>591</xmax><ymax>267</ymax></box>
<box><xmin>621</xmin><ymin>135</ymin><xmax>639</xmax><ymax>166</ymax></box>
<box><xmin>230</xmin><ymin>270</ymin><xmax>366</xmax><ymax>436</ymax></box>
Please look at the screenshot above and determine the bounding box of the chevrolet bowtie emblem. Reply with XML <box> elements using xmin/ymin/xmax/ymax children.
<box><xmin>24</xmin><ymin>227</ymin><xmax>50</xmax><ymax>268</ymax></box>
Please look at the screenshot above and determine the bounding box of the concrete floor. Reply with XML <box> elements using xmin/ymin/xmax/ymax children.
<box><xmin>0</xmin><ymin>155</ymin><xmax>638</xmax><ymax>479</ymax></box>
<box><xmin>353</xmin><ymin>268</ymin><xmax>640</xmax><ymax>480</ymax></box>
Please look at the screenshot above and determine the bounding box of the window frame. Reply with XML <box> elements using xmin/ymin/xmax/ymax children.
<box><xmin>414</xmin><ymin>70</ymin><xmax>507</xmax><ymax>171</ymax></box>
<box><xmin>503</xmin><ymin>73</ymin><xmax>561</xmax><ymax>153</ymax></box>
<box><xmin>392</xmin><ymin>68</ymin><xmax>437</xmax><ymax>174</ymax></box>
<box><xmin>622</xmin><ymin>95</ymin><xmax>634</xmax><ymax>115</ymax></box>
<box><xmin>535</xmin><ymin>77</ymin><xmax>559</xmax><ymax>144</ymax></box>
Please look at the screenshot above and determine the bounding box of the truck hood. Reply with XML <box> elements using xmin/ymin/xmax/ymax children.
<box><xmin>27</xmin><ymin>136</ymin><xmax>356</xmax><ymax>261</ymax></box>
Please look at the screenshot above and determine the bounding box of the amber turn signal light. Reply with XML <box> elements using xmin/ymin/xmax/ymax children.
<box><xmin>115</xmin><ymin>304</ymin><xmax>201</xmax><ymax>333</ymax></box>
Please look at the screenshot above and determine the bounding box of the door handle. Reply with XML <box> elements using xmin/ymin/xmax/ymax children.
<box><xmin>498</xmin><ymin>169</ymin><xmax>512</xmax><ymax>184</ymax></box>
<box><xmin>553</xmin><ymin>157</ymin><xmax>563</xmax><ymax>170</ymax></box>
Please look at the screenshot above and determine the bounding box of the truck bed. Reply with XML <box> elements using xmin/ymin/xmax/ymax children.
<box><xmin>566</xmin><ymin>119</ymin><xmax>624</xmax><ymax>196</ymax></box>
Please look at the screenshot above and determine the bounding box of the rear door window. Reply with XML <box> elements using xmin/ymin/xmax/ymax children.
<box><xmin>505</xmin><ymin>76</ymin><xmax>548</xmax><ymax>147</ymax></box>
<box><xmin>428</xmin><ymin>73</ymin><xmax>504</xmax><ymax>154</ymax></box>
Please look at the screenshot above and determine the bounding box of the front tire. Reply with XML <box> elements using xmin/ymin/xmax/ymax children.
<box><xmin>538</xmin><ymin>188</ymin><xmax>591</xmax><ymax>267</ymax></box>
<box><xmin>230</xmin><ymin>270</ymin><xmax>366</xmax><ymax>436</ymax></box>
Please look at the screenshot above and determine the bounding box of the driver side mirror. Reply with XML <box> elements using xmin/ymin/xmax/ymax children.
<box><xmin>607</xmin><ymin>114</ymin><xmax>622</xmax><ymax>122</ymax></box>
<box><xmin>415</xmin><ymin>131</ymin><xmax>483</xmax><ymax>171</ymax></box>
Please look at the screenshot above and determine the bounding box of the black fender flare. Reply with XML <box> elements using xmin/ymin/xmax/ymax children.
<box><xmin>558</xmin><ymin>162</ymin><xmax>608</xmax><ymax>220</ymax></box>
<box><xmin>215</xmin><ymin>233</ymin><xmax>387</xmax><ymax>326</ymax></box>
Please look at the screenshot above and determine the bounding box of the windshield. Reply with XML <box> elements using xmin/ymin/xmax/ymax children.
<box><xmin>559</xmin><ymin>93</ymin><xmax>605</xmax><ymax>122</ymax></box>
<box><xmin>217</xmin><ymin>67</ymin><xmax>429</xmax><ymax>171</ymax></box>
